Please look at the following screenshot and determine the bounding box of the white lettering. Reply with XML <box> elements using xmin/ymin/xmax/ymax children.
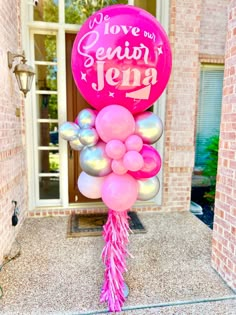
<box><xmin>95</xmin><ymin>41</ymin><xmax>150</xmax><ymax>64</ymax></box>
<box><xmin>77</xmin><ymin>31</ymin><xmax>99</xmax><ymax>67</ymax></box>
<box><xmin>143</xmin><ymin>68</ymin><xmax>158</xmax><ymax>85</ymax></box>
<box><xmin>89</xmin><ymin>12</ymin><xmax>110</xmax><ymax>29</ymax></box>
<box><xmin>91</xmin><ymin>61</ymin><xmax>158</xmax><ymax>92</ymax></box>
<box><xmin>121</xmin><ymin>68</ymin><xmax>141</xmax><ymax>86</ymax></box>
<box><xmin>92</xmin><ymin>61</ymin><xmax>105</xmax><ymax>91</ymax></box>
<box><xmin>104</xmin><ymin>22</ymin><xmax>140</xmax><ymax>36</ymax></box>
<box><xmin>131</xmin><ymin>27</ymin><xmax>140</xmax><ymax>36</ymax></box>
<box><xmin>110</xmin><ymin>25</ymin><xmax>121</xmax><ymax>34</ymax></box>
<box><xmin>106</xmin><ymin>68</ymin><xmax>120</xmax><ymax>85</ymax></box>
<box><xmin>144</xmin><ymin>31</ymin><xmax>156</xmax><ymax>42</ymax></box>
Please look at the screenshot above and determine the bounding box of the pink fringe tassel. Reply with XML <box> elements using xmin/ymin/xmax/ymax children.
<box><xmin>100</xmin><ymin>209</ymin><xmax>130</xmax><ymax>312</ymax></box>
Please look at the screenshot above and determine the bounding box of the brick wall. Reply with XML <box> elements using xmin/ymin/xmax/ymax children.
<box><xmin>160</xmin><ymin>0</ymin><xmax>201</xmax><ymax>211</ymax></box>
<box><xmin>212</xmin><ymin>0</ymin><xmax>236</xmax><ymax>291</ymax></box>
<box><xmin>0</xmin><ymin>0</ymin><xmax>28</xmax><ymax>264</ymax></box>
<box><xmin>200</xmin><ymin>0</ymin><xmax>229</xmax><ymax>56</ymax></box>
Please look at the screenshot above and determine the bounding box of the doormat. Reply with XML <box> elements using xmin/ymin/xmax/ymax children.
<box><xmin>67</xmin><ymin>212</ymin><xmax>146</xmax><ymax>237</ymax></box>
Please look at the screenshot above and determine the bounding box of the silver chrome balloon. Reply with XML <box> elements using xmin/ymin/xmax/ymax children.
<box><xmin>79</xmin><ymin>127</ymin><xmax>99</xmax><ymax>147</ymax></box>
<box><xmin>76</xmin><ymin>108</ymin><xmax>97</xmax><ymax>128</ymax></box>
<box><xmin>135</xmin><ymin>112</ymin><xmax>163</xmax><ymax>144</ymax></box>
<box><xmin>137</xmin><ymin>176</ymin><xmax>160</xmax><ymax>201</ymax></box>
<box><xmin>70</xmin><ymin>137</ymin><xmax>84</xmax><ymax>151</ymax></box>
<box><xmin>59</xmin><ymin>122</ymin><xmax>80</xmax><ymax>141</ymax></box>
<box><xmin>80</xmin><ymin>141</ymin><xmax>112</xmax><ymax>177</ymax></box>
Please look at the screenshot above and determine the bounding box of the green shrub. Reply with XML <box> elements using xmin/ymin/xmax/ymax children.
<box><xmin>202</xmin><ymin>135</ymin><xmax>219</xmax><ymax>203</ymax></box>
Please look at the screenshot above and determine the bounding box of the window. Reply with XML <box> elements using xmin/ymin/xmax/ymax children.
<box><xmin>33</xmin><ymin>32</ymin><xmax>60</xmax><ymax>201</ymax></box>
<box><xmin>195</xmin><ymin>65</ymin><xmax>224</xmax><ymax>167</ymax></box>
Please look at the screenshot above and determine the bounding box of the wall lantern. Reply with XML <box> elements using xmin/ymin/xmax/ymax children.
<box><xmin>8</xmin><ymin>51</ymin><xmax>35</xmax><ymax>97</ymax></box>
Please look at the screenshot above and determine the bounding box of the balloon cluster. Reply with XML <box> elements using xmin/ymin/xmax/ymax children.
<box><xmin>60</xmin><ymin>105</ymin><xmax>163</xmax><ymax>211</ymax></box>
<box><xmin>60</xmin><ymin>3</ymin><xmax>172</xmax><ymax>312</ymax></box>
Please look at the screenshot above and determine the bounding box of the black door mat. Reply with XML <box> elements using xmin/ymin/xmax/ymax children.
<box><xmin>67</xmin><ymin>212</ymin><xmax>146</xmax><ymax>237</ymax></box>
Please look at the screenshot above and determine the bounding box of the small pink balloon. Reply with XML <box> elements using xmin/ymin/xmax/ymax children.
<box><xmin>125</xmin><ymin>135</ymin><xmax>143</xmax><ymax>152</ymax></box>
<box><xmin>105</xmin><ymin>140</ymin><xmax>126</xmax><ymax>160</ymax></box>
<box><xmin>111</xmin><ymin>159</ymin><xmax>127</xmax><ymax>175</ymax></box>
<box><xmin>102</xmin><ymin>173</ymin><xmax>138</xmax><ymax>211</ymax></box>
<box><xmin>123</xmin><ymin>151</ymin><xmax>144</xmax><ymax>172</ymax></box>
<box><xmin>129</xmin><ymin>145</ymin><xmax>162</xmax><ymax>179</ymax></box>
<box><xmin>95</xmin><ymin>105</ymin><xmax>135</xmax><ymax>143</ymax></box>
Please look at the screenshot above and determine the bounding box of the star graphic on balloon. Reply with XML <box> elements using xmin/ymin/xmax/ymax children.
<box><xmin>81</xmin><ymin>72</ymin><xmax>87</xmax><ymax>81</ymax></box>
<box><xmin>109</xmin><ymin>92</ymin><xmax>114</xmax><ymax>97</ymax></box>
<box><xmin>158</xmin><ymin>46</ymin><xmax>163</xmax><ymax>55</ymax></box>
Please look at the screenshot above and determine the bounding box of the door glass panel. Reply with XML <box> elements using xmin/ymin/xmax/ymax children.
<box><xmin>38</xmin><ymin>123</ymin><xmax>59</xmax><ymax>147</ymax></box>
<box><xmin>39</xmin><ymin>150</ymin><xmax>59</xmax><ymax>173</ymax></box>
<box><xmin>34</xmin><ymin>35</ymin><xmax>57</xmax><ymax>62</ymax></box>
<box><xmin>65</xmin><ymin>0</ymin><xmax>128</xmax><ymax>24</ymax></box>
<box><xmin>34</xmin><ymin>0</ymin><xmax>59</xmax><ymax>23</ymax></box>
<box><xmin>35</xmin><ymin>65</ymin><xmax>58</xmax><ymax>91</ymax></box>
<box><xmin>134</xmin><ymin>0</ymin><xmax>156</xmax><ymax>16</ymax></box>
<box><xmin>37</xmin><ymin>94</ymin><xmax>58</xmax><ymax>119</ymax></box>
<box><xmin>39</xmin><ymin>176</ymin><xmax>60</xmax><ymax>199</ymax></box>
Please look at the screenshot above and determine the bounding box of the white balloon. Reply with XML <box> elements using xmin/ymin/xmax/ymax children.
<box><xmin>77</xmin><ymin>172</ymin><xmax>106</xmax><ymax>199</ymax></box>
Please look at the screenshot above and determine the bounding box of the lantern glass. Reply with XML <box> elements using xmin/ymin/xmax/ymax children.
<box><xmin>14</xmin><ymin>63</ymin><xmax>35</xmax><ymax>97</ymax></box>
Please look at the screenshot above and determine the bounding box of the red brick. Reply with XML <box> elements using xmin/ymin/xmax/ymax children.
<box><xmin>0</xmin><ymin>0</ymin><xmax>27</xmax><ymax>265</ymax></box>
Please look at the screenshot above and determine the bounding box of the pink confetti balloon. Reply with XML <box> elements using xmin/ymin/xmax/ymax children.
<box><xmin>111</xmin><ymin>159</ymin><xmax>127</xmax><ymax>175</ymax></box>
<box><xmin>105</xmin><ymin>140</ymin><xmax>126</xmax><ymax>160</ymax></box>
<box><xmin>95</xmin><ymin>105</ymin><xmax>135</xmax><ymax>143</ymax></box>
<box><xmin>71</xmin><ymin>5</ymin><xmax>172</xmax><ymax>114</ymax></box>
<box><xmin>102</xmin><ymin>173</ymin><xmax>138</xmax><ymax>211</ymax></box>
<box><xmin>125</xmin><ymin>135</ymin><xmax>143</xmax><ymax>152</ymax></box>
<box><xmin>129</xmin><ymin>145</ymin><xmax>162</xmax><ymax>179</ymax></box>
<box><xmin>123</xmin><ymin>151</ymin><xmax>144</xmax><ymax>172</ymax></box>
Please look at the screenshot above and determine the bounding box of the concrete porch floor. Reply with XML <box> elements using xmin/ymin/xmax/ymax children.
<box><xmin>0</xmin><ymin>212</ymin><xmax>235</xmax><ymax>315</ymax></box>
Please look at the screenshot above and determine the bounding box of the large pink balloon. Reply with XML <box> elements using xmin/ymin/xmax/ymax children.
<box><xmin>77</xmin><ymin>172</ymin><xmax>106</xmax><ymax>199</ymax></box>
<box><xmin>71</xmin><ymin>5</ymin><xmax>172</xmax><ymax>114</ymax></box>
<box><xmin>101</xmin><ymin>173</ymin><xmax>138</xmax><ymax>211</ymax></box>
<box><xmin>95</xmin><ymin>105</ymin><xmax>135</xmax><ymax>142</ymax></box>
<box><xmin>129</xmin><ymin>145</ymin><xmax>162</xmax><ymax>179</ymax></box>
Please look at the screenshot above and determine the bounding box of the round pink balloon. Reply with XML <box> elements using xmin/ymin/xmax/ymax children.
<box><xmin>129</xmin><ymin>145</ymin><xmax>162</xmax><ymax>179</ymax></box>
<box><xmin>95</xmin><ymin>105</ymin><xmax>135</xmax><ymax>142</ymax></box>
<box><xmin>125</xmin><ymin>135</ymin><xmax>143</xmax><ymax>152</ymax></box>
<box><xmin>105</xmin><ymin>139</ymin><xmax>126</xmax><ymax>160</ymax></box>
<box><xmin>77</xmin><ymin>172</ymin><xmax>106</xmax><ymax>199</ymax></box>
<box><xmin>111</xmin><ymin>159</ymin><xmax>127</xmax><ymax>175</ymax></box>
<box><xmin>123</xmin><ymin>151</ymin><xmax>144</xmax><ymax>172</ymax></box>
<box><xmin>102</xmin><ymin>173</ymin><xmax>138</xmax><ymax>211</ymax></box>
<box><xmin>71</xmin><ymin>5</ymin><xmax>172</xmax><ymax>114</ymax></box>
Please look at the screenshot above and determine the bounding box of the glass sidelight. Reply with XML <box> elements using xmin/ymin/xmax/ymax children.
<box><xmin>34</xmin><ymin>32</ymin><xmax>60</xmax><ymax>201</ymax></box>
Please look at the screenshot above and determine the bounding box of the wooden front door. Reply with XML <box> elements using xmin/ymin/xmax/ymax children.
<box><xmin>66</xmin><ymin>33</ymin><xmax>95</xmax><ymax>203</ymax></box>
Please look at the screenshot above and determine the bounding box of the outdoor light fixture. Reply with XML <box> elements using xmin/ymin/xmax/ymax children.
<box><xmin>8</xmin><ymin>51</ymin><xmax>35</xmax><ymax>97</ymax></box>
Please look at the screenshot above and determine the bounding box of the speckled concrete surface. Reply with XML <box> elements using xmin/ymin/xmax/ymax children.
<box><xmin>0</xmin><ymin>212</ymin><xmax>235</xmax><ymax>315</ymax></box>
